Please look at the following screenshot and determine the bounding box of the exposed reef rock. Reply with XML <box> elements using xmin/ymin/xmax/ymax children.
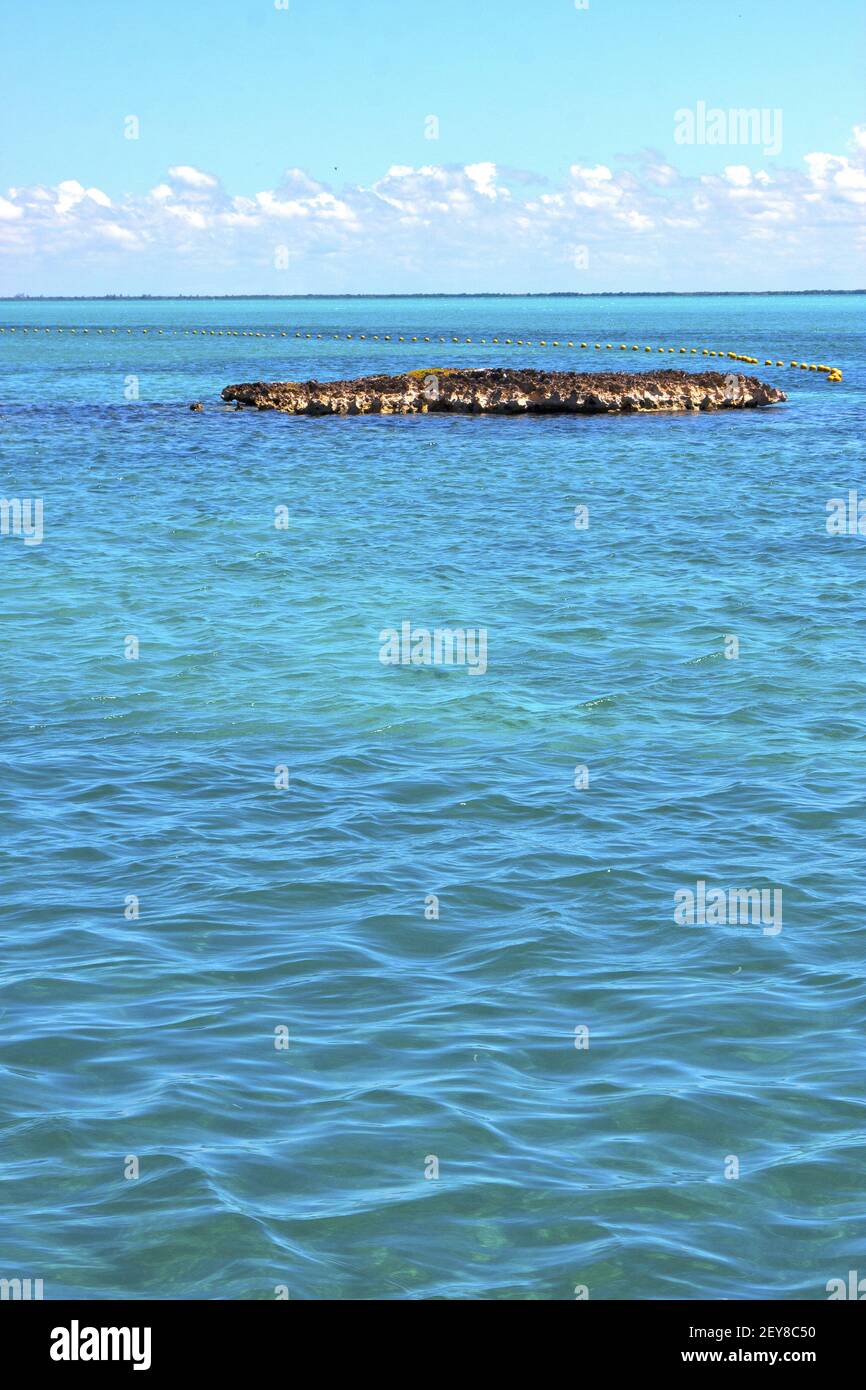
<box><xmin>220</xmin><ymin>367</ymin><xmax>786</xmax><ymax>416</ymax></box>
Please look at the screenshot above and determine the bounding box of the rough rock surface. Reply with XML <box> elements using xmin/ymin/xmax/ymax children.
<box><xmin>220</xmin><ymin>367</ymin><xmax>786</xmax><ymax>416</ymax></box>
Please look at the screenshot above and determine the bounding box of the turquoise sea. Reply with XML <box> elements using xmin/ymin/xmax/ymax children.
<box><xmin>1</xmin><ymin>293</ymin><xmax>864</xmax><ymax>1301</ymax></box>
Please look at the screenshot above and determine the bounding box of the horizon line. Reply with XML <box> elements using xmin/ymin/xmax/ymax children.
<box><xmin>1</xmin><ymin>289</ymin><xmax>864</xmax><ymax>302</ymax></box>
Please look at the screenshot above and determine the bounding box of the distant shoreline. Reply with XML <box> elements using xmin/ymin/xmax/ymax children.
<box><xmin>1</xmin><ymin>290</ymin><xmax>863</xmax><ymax>302</ymax></box>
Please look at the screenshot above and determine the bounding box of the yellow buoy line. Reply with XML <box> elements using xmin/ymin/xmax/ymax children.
<box><xmin>0</xmin><ymin>324</ymin><xmax>844</xmax><ymax>381</ymax></box>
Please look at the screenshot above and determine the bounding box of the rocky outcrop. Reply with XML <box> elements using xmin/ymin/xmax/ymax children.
<box><xmin>220</xmin><ymin>367</ymin><xmax>786</xmax><ymax>416</ymax></box>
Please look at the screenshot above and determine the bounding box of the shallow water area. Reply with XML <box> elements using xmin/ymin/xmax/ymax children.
<box><xmin>0</xmin><ymin>293</ymin><xmax>864</xmax><ymax>1300</ymax></box>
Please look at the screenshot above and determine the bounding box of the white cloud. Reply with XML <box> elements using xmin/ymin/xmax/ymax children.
<box><xmin>464</xmin><ymin>162</ymin><xmax>505</xmax><ymax>200</ymax></box>
<box><xmin>167</xmin><ymin>165</ymin><xmax>218</xmax><ymax>189</ymax></box>
<box><xmin>256</xmin><ymin>189</ymin><xmax>356</xmax><ymax>223</ymax></box>
<box><xmin>829</xmin><ymin>162</ymin><xmax>866</xmax><ymax>203</ymax></box>
<box><xmin>805</xmin><ymin>148</ymin><xmax>866</xmax><ymax>204</ymax></box>
<box><xmin>55</xmin><ymin>180</ymin><xmax>112</xmax><ymax>214</ymax></box>
<box><xmin>617</xmin><ymin>209</ymin><xmax>653</xmax><ymax>231</ymax></box>
<box><xmin>647</xmin><ymin>163</ymin><xmax>678</xmax><ymax>186</ymax></box>
<box><xmin>570</xmin><ymin>164</ymin><xmax>614</xmax><ymax>186</ymax></box>
<box><xmin>569</xmin><ymin>163</ymin><xmax>624</xmax><ymax>209</ymax></box>
<box><xmin>98</xmin><ymin>223</ymin><xmax>137</xmax><ymax>245</ymax></box>
<box><xmin>1</xmin><ymin>131</ymin><xmax>865</xmax><ymax>290</ymax></box>
<box><xmin>167</xmin><ymin>205</ymin><xmax>208</xmax><ymax>230</ymax></box>
<box><xmin>724</xmin><ymin>166</ymin><xmax>753</xmax><ymax>187</ymax></box>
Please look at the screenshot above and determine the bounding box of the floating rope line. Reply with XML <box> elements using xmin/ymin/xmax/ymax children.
<box><xmin>0</xmin><ymin>324</ymin><xmax>844</xmax><ymax>380</ymax></box>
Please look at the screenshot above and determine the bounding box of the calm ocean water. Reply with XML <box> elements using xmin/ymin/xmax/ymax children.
<box><xmin>1</xmin><ymin>294</ymin><xmax>864</xmax><ymax>1301</ymax></box>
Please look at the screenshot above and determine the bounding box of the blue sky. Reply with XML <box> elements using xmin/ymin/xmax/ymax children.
<box><xmin>1</xmin><ymin>0</ymin><xmax>864</xmax><ymax>293</ymax></box>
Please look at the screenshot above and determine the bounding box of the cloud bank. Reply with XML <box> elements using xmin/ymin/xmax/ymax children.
<box><xmin>1</xmin><ymin>129</ymin><xmax>864</xmax><ymax>294</ymax></box>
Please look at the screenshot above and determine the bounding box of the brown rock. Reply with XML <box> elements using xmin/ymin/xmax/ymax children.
<box><xmin>220</xmin><ymin>368</ymin><xmax>786</xmax><ymax>417</ymax></box>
